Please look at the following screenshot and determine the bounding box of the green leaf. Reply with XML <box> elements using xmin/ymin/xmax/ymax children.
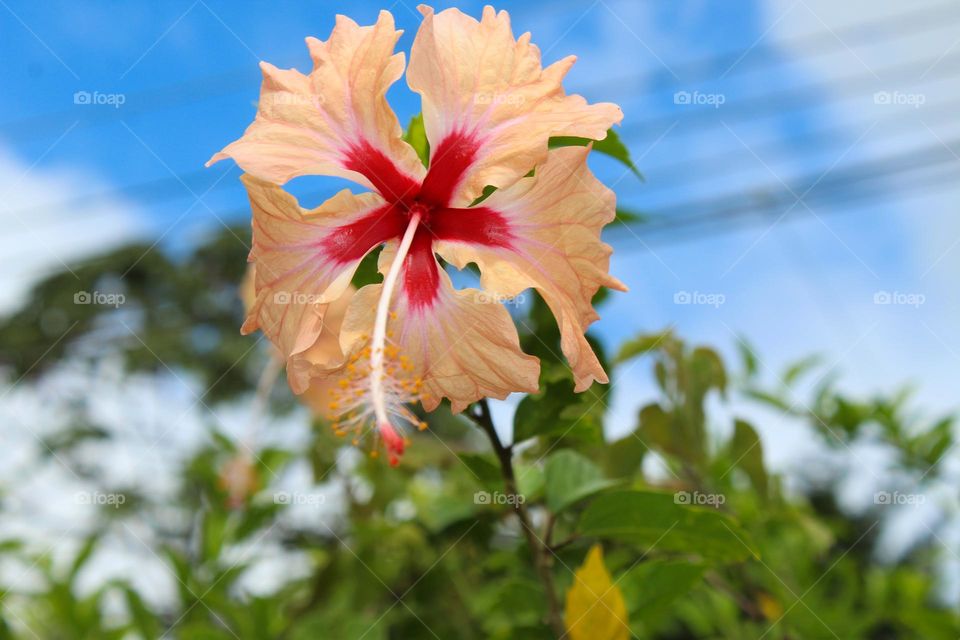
<box><xmin>736</xmin><ymin>335</ymin><xmax>759</xmax><ymax>378</ymax></box>
<box><xmin>403</xmin><ymin>113</ymin><xmax>430</xmax><ymax>167</ymax></box>
<box><xmin>550</xmin><ymin>129</ymin><xmax>643</xmax><ymax>180</ymax></box>
<box><xmin>119</xmin><ymin>584</ymin><xmax>162</xmax><ymax>638</ymax></box>
<box><xmin>458</xmin><ymin>453</ymin><xmax>503</xmax><ymax>490</ymax></box>
<box><xmin>614</xmin><ymin>208</ymin><xmax>647</xmax><ymax>225</ymax></box>
<box><xmin>416</xmin><ymin>494</ymin><xmax>479</xmax><ymax>533</ymax></box>
<box><xmin>615</xmin><ymin>331</ymin><xmax>674</xmax><ymax>365</ymax></box>
<box><xmin>513</xmin><ymin>368</ymin><xmax>604</xmax><ymax>444</ymax></box>
<box><xmin>914</xmin><ymin>416</ymin><xmax>954</xmax><ymax>467</ymax></box>
<box><xmin>689</xmin><ymin>346</ymin><xmax>727</xmax><ymax>395</ymax></box>
<box><xmin>578</xmin><ymin>490</ymin><xmax>757</xmax><ymax>562</ymax></box>
<box><xmin>351</xmin><ymin>245</ymin><xmax>384</xmax><ymax>288</ymax></box>
<box><xmin>409</xmin><ymin>482</ymin><xmax>479</xmax><ymax>533</ymax></box>
<box><xmin>637</xmin><ymin>403</ymin><xmax>686</xmax><ymax>461</ymax></box>
<box><xmin>743</xmin><ymin>388</ymin><xmax>793</xmax><ymax>412</ymax></box>
<box><xmin>544</xmin><ymin>450</ymin><xmax>619</xmax><ymax>513</ymax></box>
<box><xmin>618</xmin><ymin>560</ymin><xmax>706</xmax><ymax>620</ymax></box>
<box><xmin>602</xmin><ymin>432</ymin><xmax>648</xmax><ymax>479</ymax></box>
<box><xmin>201</xmin><ymin>509</ymin><xmax>228</xmax><ymax>561</ymax></box>
<box><xmin>469</xmin><ymin>184</ymin><xmax>499</xmax><ymax>207</ymax></box>
<box><xmin>68</xmin><ymin>536</ymin><xmax>99</xmax><ymax>582</ymax></box>
<box><xmin>783</xmin><ymin>354</ymin><xmax>822</xmax><ymax>386</ymax></box>
<box><xmin>516</xmin><ymin>463</ymin><xmax>546</xmax><ymax>503</ymax></box>
<box><xmin>729</xmin><ymin>419</ymin><xmax>768</xmax><ymax>496</ymax></box>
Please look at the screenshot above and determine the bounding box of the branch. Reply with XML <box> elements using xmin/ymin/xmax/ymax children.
<box><xmin>468</xmin><ymin>400</ymin><xmax>566</xmax><ymax>638</ymax></box>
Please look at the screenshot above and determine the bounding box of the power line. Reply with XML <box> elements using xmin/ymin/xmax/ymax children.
<box><xmin>644</xmin><ymin>139</ymin><xmax>959</xmax><ymax>226</ymax></box>
<box><xmin>612</xmin><ymin>140</ymin><xmax>960</xmax><ymax>247</ymax></box>
<box><xmin>631</xmin><ymin>97</ymin><xmax>960</xmax><ymax>192</ymax></box>
<box><xmin>6</xmin><ymin>52</ymin><xmax>958</xmax><ymax>223</ymax></box>
<box><xmin>1</xmin><ymin>2</ymin><xmax>957</xmax><ymax>143</ymax></box>
<box><xmin>620</xmin><ymin>162</ymin><xmax>958</xmax><ymax>249</ymax></box>
<box><xmin>0</xmin><ymin>70</ymin><xmax>253</xmax><ymax>142</ymax></box>
<box><xmin>616</xmin><ymin>49</ymin><xmax>960</xmax><ymax>139</ymax></box>
<box><xmin>2</xmin><ymin>5</ymin><xmax>958</xmax><ymax>252</ymax></box>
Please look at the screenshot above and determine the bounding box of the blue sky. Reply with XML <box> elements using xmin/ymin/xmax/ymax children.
<box><xmin>2</xmin><ymin>0</ymin><xmax>960</xmax><ymax>437</ymax></box>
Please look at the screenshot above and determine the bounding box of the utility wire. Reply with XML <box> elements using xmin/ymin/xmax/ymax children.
<box><xmin>1</xmin><ymin>2</ymin><xmax>957</xmax><ymax>142</ymax></box>
<box><xmin>5</xmin><ymin>112</ymin><xmax>954</xmax><ymax>233</ymax></box>
<box><xmin>621</xmin><ymin>162</ymin><xmax>959</xmax><ymax>249</ymax></box>
<box><xmin>613</xmin><ymin>141</ymin><xmax>960</xmax><ymax>246</ymax></box>
<box><xmin>3</xmin><ymin>4</ymin><xmax>958</xmax><ymax>255</ymax></box>
<box><xmin>642</xmin><ymin>139</ymin><xmax>960</xmax><ymax>227</ymax></box>
<box><xmin>7</xmin><ymin>51</ymin><xmax>959</xmax><ymax>223</ymax></box>
<box><xmin>617</xmin><ymin>50</ymin><xmax>960</xmax><ymax>139</ymax></box>
<box><xmin>633</xmin><ymin>98</ymin><xmax>960</xmax><ymax>192</ymax></box>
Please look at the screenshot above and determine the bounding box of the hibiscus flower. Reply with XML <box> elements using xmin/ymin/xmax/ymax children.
<box><xmin>210</xmin><ymin>6</ymin><xmax>626</xmax><ymax>465</ymax></box>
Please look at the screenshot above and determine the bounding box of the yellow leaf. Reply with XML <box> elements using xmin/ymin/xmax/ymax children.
<box><xmin>757</xmin><ymin>591</ymin><xmax>783</xmax><ymax>620</ymax></box>
<box><xmin>564</xmin><ymin>544</ymin><xmax>630</xmax><ymax>640</ymax></box>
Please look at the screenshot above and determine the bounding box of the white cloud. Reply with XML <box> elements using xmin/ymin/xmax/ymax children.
<box><xmin>0</xmin><ymin>145</ymin><xmax>146</xmax><ymax>314</ymax></box>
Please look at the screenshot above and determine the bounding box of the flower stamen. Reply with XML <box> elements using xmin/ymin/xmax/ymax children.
<box><xmin>324</xmin><ymin>212</ymin><xmax>425</xmax><ymax>466</ymax></box>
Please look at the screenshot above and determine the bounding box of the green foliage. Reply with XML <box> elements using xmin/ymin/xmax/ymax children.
<box><xmin>403</xmin><ymin>113</ymin><xmax>430</xmax><ymax>167</ymax></box>
<box><xmin>0</xmin><ymin>232</ymin><xmax>957</xmax><ymax>639</ymax></box>
<box><xmin>513</xmin><ymin>366</ymin><xmax>605</xmax><ymax>444</ymax></box>
<box><xmin>549</xmin><ymin>128</ymin><xmax>643</xmax><ymax>180</ymax></box>
<box><xmin>728</xmin><ymin>420</ymin><xmax>768</xmax><ymax>497</ymax></box>
<box><xmin>543</xmin><ymin>450</ymin><xmax>619</xmax><ymax>513</ymax></box>
<box><xmin>578</xmin><ymin>490</ymin><xmax>757</xmax><ymax>562</ymax></box>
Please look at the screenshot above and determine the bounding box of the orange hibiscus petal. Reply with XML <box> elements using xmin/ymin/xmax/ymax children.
<box><xmin>340</xmin><ymin>245</ymin><xmax>540</xmax><ymax>414</ymax></box>
<box><xmin>241</xmin><ymin>263</ymin><xmax>356</xmax><ymax>409</ymax></box>
<box><xmin>435</xmin><ymin>146</ymin><xmax>626</xmax><ymax>392</ymax></box>
<box><xmin>208</xmin><ymin>10</ymin><xmax>424</xmax><ymax>199</ymax></box>
<box><xmin>241</xmin><ymin>174</ymin><xmax>406</xmax><ymax>393</ymax></box>
<box><xmin>293</xmin><ymin>285</ymin><xmax>356</xmax><ymax>413</ymax></box>
<box><xmin>407</xmin><ymin>5</ymin><xmax>623</xmax><ymax>206</ymax></box>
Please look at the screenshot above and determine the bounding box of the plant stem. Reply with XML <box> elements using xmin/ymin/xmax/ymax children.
<box><xmin>469</xmin><ymin>400</ymin><xmax>566</xmax><ymax>638</ymax></box>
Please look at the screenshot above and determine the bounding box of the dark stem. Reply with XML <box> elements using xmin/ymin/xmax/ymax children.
<box><xmin>469</xmin><ymin>400</ymin><xmax>566</xmax><ymax>638</ymax></box>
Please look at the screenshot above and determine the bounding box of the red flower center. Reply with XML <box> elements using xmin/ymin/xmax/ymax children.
<box><xmin>323</xmin><ymin>132</ymin><xmax>516</xmax><ymax>310</ymax></box>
